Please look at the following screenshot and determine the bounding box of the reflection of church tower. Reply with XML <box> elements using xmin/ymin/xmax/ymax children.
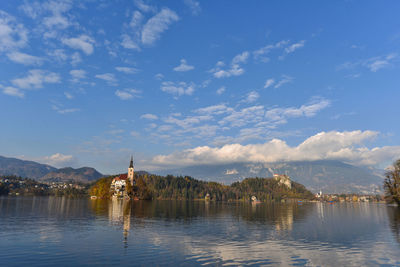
<box><xmin>128</xmin><ymin>156</ymin><xmax>134</xmax><ymax>186</ymax></box>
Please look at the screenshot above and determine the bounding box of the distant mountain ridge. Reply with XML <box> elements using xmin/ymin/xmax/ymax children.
<box><xmin>155</xmin><ymin>160</ymin><xmax>384</xmax><ymax>194</ymax></box>
<box><xmin>0</xmin><ymin>155</ymin><xmax>57</xmax><ymax>179</ymax></box>
<box><xmin>40</xmin><ymin>167</ymin><xmax>103</xmax><ymax>183</ymax></box>
<box><xmin>0</xmin><ymin>155</ymin><xmax>103</xmax><ymax>183</ymax></box>
<box><xmin>0</xmin><ymin>155</ymin><xmax>385</xmax><ymax>193</ymax></box>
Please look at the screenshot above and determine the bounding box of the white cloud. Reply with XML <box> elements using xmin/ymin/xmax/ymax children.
<box><xmin>212</xmin><ymin>64</ymin><xmax>244</xmax><ymax>78</ymax></box>
<box><xmin>1</xmin><ymin>86</ymin><xmax>24</xmax><ymax>98</ymax></box>
<box><xmin>216</xmin><ymin>86</ymin><xmax>226</xmax><ymax>95</ymax></box>
<box><xmin>52</xmin><ymin>104</ymin><xmax>79</xmax><ymax>114</ymax></box>
<box><xmin>70</xmin><ymin>69</ymin><xmax>86</xmax><ymax>82</ymax></box>
<box><xmin>219</xmin><ymin>105</ymin><xmax>265</xmax><ymax>128</ymax></box>
<box><xmin>42</xmin><ymin>153</ymin><xmax>76</xmax><ymax>167</ymax></box>
<box><xmin>232</xmin><ymin>51</ymin><xmax>249</xmax><ymax>64</ymax></box>
<box><xmin>64</xmin><ymin>92</ymin><xmax>73</xmax><ymax>99</ymax></box>
<box><xmin>134</xmin><ymin>0</ymin><xmax>156</xmax><ymax>13</ymax></box>
<box><xmin>95</xmin><ymin>73</ymin><xmax>117</xmax><ymax>84</ymax></box>
<box><xmin>161</xmin><ymin>81</ymin><xmax>195</xmax><ymax>96</ymax></box>
<box><xmin>121</xmin><ymin>34</ymin><xmax>140</xmax><ymax>50</ymax></box>
<box><xmin>253</xmin><ymin>40</ymin><xmax>289</xmax><ymax>62</ymax></box>
<box><xmin>264</xmin><ymin>79</ymin><xmax>275</xmax><ymax>89</ymax></box>
<box><xmin>211</xmin><ymin>51</ymin><xmax>249</xmax><ymax>78</ymax></box>
<box><xmin>155</xmin><ymin>73</ymin><xmax>164</xmax><ymax>80</ymax></box>
<box><xmin>366</xmin><ymin>53</ymin><xmax>397</xmax><ymax>72</ymax></box>
<box><xmin>115</xmin><ymin>90</ymin><xmax>132</xmax><ymax>100</ymax></box>
<box><xmin>130</xmin><ymin>130</ymin><xmax>140</xmax><ymax>137</ymax></box>
<box><xmin>338</xmin><ymin>53</ymin><xmax>397</xmax><ymax>73</ymax></box>
<box><xmin>12</xmin><ymin>69</ymin><xmax>60</xmax><ymax>89</ymax></box>
<box><xmin>42</xmin><ymin>1</ymin><xmax>72</xmax><ymax>29</ymax></box>
<box><xmin>129</xmin><ymin>10</ymin><xmax>144</xmax><ymax>29</ymax></box>
<box><xmin>285</xmin><ymin>40</ymin><xmax>305</xmax><ymax>54</ymax></box>
<box><xmin>21</xmin><ymin>1</ymin><xmax>72</xmax><ymax>26</ymax></box>
<box><xmin>141</xmin><ymin>8</ymin><xmax>179</xmax><ymax>45</ymax></box>
<box><xmin>244</xmin><ymin>91</ymin><xmax>259</xmax><ymax>103</ymax></box>
<box><xmin>47</xmin><ymin>49</ymin><xmax>68</xmax><ymax>62</ymax></box>
<box><xmin>70</xmin><ymin>52</ymin><xmax>81</xmax><ymax>65</ymax></box>
<box><xmin>163</xmin><ymin>114</ymin><xmax>212</xmax><ymax>130</ymax></box>
<box><xmin>148</xmin><ymin>97</ymin><xmax>330</xmax><ymax>146</ymax></box>
<box><xmin>141</xmin><ymin>113</ymin><xmax>158</xmax><ymax>120</ymax></box>
<box><xmin>115</xmin><ymin>66</ymin><xmax>139</xmax><ymax>74</ymax></box>
<box><xmin>151</xmin><ymin>130</ymin><xmax>400</xmax><ymax>168</ymax></box>
<box><xmin>195</xmin><ymin>104</ymin><xmax>233</xmax><ymax>116</ymax></box>
<box><xmin>184</xmin><ymin>0</ymin><xmax>201</xmax><ymax>15</ymax></box>
<box><xmin>219</xmin><ymin>98</ymin><xmax>329</xmax><ymax>129</ymax></box>
<box><xmin>0</xmin><ymin>10</ymin><xmax>28</xmax><ymax>52</ymax></box>
<box><xmin>265</xmin><ymin>98</ymin><xmax>330</xmax><ymax>124</ymax></box>
<box><xmin>225</xmin><ymin>169</ymin><xmax>238</xmax><ymax>175</ymax></box>
<box><xmin>7</xmin><ymin>51</ymin><xmax>43</xmax><ymax>65</ymax></box>
<box><xmin>173</xmin><ymin>59</ymin><xmax>194</xmax><ymax>72</ymax></box>
<box><xmin>62</xmin><ymin>35</ymin><xmax>95</xmax><ymax>55</ymax></box>
<box><xmin>115</xmin><ymin>88</ymin><xmax>141</xmax><ymax>100</ymax></box>
<box><xmin>274</xmin><ymin>75</ymin><xmax>293</xmax><ymax>88</ymax></box>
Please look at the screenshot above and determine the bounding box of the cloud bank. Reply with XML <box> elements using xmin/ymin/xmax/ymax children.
<box><xmin>151</xmin><ymin>130</ymin><xmax>400</xmax><ymax>168</ymax></box>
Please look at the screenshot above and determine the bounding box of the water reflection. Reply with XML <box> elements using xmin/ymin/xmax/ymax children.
<box><xmin>387</xmin><ymin>206</ymin><xmax>400</xmax><ymax>245</ymax></box>
<box><xmin>109</xmin><ymin>199</ymin><xmax>131</xmax><ymax>246</ymax></box>
<box><xmin>1</xmin><ymin>197</ymin><xmax>400</xmax><ymax>266</ymax></box>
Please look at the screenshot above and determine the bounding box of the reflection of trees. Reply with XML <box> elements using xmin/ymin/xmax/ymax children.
<box><xmin>387</xmin><ymin>206</ymin><xmax>400</xmax><ymax>244</ymax></box>
<box><xmin>89</xmin><ymin>200</ymin><xmax>310</xmax><ymax>232</ymax></box>
<box><xmin>231</xmin><ymin>202</ymin><xmax>311</xmax><ymax>232</ymax></box>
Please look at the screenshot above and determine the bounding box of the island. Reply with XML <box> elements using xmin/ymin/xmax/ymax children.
<box><xmin>89</xmin><ymin>158</ymin><xmax>314</xmax><ymax>202</ymax></box>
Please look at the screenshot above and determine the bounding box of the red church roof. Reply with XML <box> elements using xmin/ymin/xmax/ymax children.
<box><xmin>119</xmin><ymin>174</ymin><xmax>128</xmax><ymax>180</ymax></box>
<box><xmin>114</xmin><ymin>174</ymin><xmax>128</xmax><ymax>181</ymax></box>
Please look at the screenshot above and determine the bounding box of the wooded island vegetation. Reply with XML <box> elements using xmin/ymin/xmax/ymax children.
<box><xmin>89</xmin><ymin>173</ymin><xmax>314</xmax><ymax>201</ymax></box>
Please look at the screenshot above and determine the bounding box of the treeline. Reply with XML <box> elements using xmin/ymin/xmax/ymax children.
<box><xmin>89</xmin><ymin>173</ymin><xmax>314</xmax><ymax>201</ymax></box>
<box><xmin>0</xmin><ymin>175</ymin><xmax>89</xmax><ymax>197</ymax></box>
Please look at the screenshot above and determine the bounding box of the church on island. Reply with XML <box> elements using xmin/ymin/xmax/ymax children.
<box><xmin>110</xmin><ymin>156</ymin><xmax>135</xmax><ymax>198</ymax></box>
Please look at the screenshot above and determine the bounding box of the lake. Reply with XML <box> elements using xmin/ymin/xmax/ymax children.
<box><xmin>0</xmin><ymin>197</ymin><xmax>399</xmax><ymax>266</ymax></box>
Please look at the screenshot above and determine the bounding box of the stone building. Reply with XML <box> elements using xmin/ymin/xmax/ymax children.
<box><xmin>273</xmin><ymin>174</ymin><xmax>292</xmax><ymax>189</ymax></box>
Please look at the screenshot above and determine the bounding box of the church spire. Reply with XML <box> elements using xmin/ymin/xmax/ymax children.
<box><xmin>128</xmin><ymin>155</ymin><xmax>134</xmax><ymax>186</ymax></box>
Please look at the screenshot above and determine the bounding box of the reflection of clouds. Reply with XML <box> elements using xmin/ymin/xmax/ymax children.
<box><xmin>133</xmin><ymin>203</ymin><xmax>399</xmax><ymax>266</ymax></box>
<box><xmin>2</xmin><ymin>198</ymin><xmax>400</xmax><ymax>265</ymax></box>
<box><xmin>143</xmin><ymin>224</ymin><xmax>399</xmax><ymax>266</ymax></box>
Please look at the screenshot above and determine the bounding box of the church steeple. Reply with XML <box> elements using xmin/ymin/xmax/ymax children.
<box><xmin>128</xmin><ymin>155</ymin><xmax>134</xmax><ymax>186</ymax></box>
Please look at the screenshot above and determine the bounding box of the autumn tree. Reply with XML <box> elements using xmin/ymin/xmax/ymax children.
<box><xmin>384</xmin><ymin>159</ymin><xmax>400</xmax><ymax>204</ymax></box>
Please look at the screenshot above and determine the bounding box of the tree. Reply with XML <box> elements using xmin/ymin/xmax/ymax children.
<box><xmin>384</xmin><ymin>159</ymin><xmax>400</xmax><ymax>204</ymax></box>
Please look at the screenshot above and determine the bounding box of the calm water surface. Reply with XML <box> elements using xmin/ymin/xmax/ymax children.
<box><xmin>0</xmin><ymin>197</ymin><xmax>400</xmax><ymax>266</ymax></box>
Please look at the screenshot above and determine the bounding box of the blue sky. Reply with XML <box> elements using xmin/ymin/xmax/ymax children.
<box><xmin>1</xmin><ymin>0</ymin><xmax>400</xmax><ymax>173</ymax></box>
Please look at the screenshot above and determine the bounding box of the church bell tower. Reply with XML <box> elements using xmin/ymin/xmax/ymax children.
<box><xmin>128</xmin><ymin>156</ymin><xmax>134</xmax><ymax>186</ymax></box>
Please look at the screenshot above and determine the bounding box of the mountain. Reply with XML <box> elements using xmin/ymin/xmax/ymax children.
<box><xmin>155</xmin><ymin>160</ymin><xmax>384</xmax><ymax>194</ymax></box>
<box><xmin>0</xmin><ymin>155</ymin><xmax>103</xmax><ymax>183</ymax></box>
<box><xmin>0</xmin><ymin>155</ymin><xmax>385</xmax><ymax>193</ymax></box>
<box><xmin>0</xmin><ymin>155</ymin><xmax>57</xmax><ymax>179</ymax></box>
<box><xmin>39</xmin><ymin>167</ymin><xmax>103</xmax><ymax>183</ymax></box>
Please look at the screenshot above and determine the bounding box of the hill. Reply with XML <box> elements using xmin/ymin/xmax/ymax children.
<box><xmin>155</xmin><ymin>160</ymin><xmax>384</xmax><ymax>194</ymax></box>
<box><xmin>0</xmin><ymin>155</ymin><xmax>56</xmax><ymax>179</ymax></box>
<box><xmin>0</xmin><ymin>155</ymin><xmax>103</xmax><ymax>183</ymax></box>
<box><xmin>89</xmin><ymin>173</ymin><xmax>314</xmax><ymax>201</ymax></box>
<box><xmin>39</xmin><ymin>167</ymin><xmax>103</xmax><ymax>183</ymax></box>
